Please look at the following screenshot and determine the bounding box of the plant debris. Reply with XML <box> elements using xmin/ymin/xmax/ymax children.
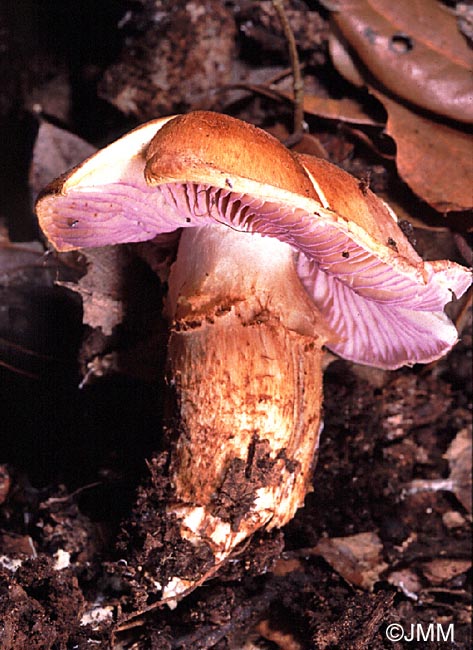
<box><xmin>313</xmin><ymin>531</ymin><xmax>388</xmax><ymax>590</ymax></box>
<box><xmin>328</xmin><ymin>0</ymin><xmax>473</xmax><ymax>213</ymax></box>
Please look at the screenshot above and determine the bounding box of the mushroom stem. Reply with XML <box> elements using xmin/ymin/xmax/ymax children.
<box><xmin>160</xmin><ymin>224</ymin><xmax>328</xmax><ymax>600</ymax></box>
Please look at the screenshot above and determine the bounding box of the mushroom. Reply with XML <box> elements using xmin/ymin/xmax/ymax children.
<box><xmin>35</xmin><ymin>111</ymin><xmax>471</xmax><ymax>604</ymax></box>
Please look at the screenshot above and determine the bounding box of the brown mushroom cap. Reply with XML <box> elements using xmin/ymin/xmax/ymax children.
<box><xmin>145</xmin><ymin>111</ymin><xmax>318</xmax><ymax>199</ymax></box>
<box><xmin>35</xmin><ymin>111</ymin><xmax>472</xmax><ymax>369</ymax></box>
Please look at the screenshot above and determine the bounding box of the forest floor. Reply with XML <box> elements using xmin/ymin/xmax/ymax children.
<box><xmin>0</xmin><ymin>1</ymin><xmax>471</xmax><ymax>648</ymax></box>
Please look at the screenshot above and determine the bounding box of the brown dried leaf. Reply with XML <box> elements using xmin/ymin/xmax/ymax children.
<box><xmin>444</xmin><ymin>427</ymin><xmax>472</xmax><ymax>514</ymax></box>
<box><xmin>297</xmin><ymin>92</ymin><xmax>382</xmax><ymax>126</ymax></box>
<box><xmin>329</xmin><ymin>22</ymin><xmax>366</xmax><ymax>87</ymax></box>
<box><xmin>372</xmin><ymin>90</ymin><xmax>473</xmax><ymax>213</ymax></box>
<box><xmin>230</xmin><ymin>82</ymin><xmax>382</xmax><ymax>126</ymax></box>
<box><xmin>421</xmin><ymin>558</ymin><xmax>471</xmax><ymax>585</ymax></box>
<box><xmin>388</xmin><ymin>568</ymin><xmax>422</xmax><ymax>599</ymax></box>
<box><xmin>332</xmin><ymin>0</ymin><xmax>473</xmax><ymax>123</ymax></box>
<box><xmin>314</xmin><ymin>531</ymin><xmax>387</xmax><ymax>590</ymax></box>
<box><xmin>59</xmin><ymin>247</ymin><xmax>129</xmax><ymax>336</ymax></box>
<box><xmin>329</xmin><ymin>27</ymin><xmax>473</xmax><ymax>212</ymax></box>
<box><xmin>0</xmin><ymin>533</ymin><xmax>36</xmax><ymax>558</ymax></box>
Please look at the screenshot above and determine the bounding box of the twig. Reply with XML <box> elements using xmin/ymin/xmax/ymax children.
<box><xmin>44</xmin><ymin>481</ymin><xmax>103</xmax><ymax>504</ymax></box>
<box><xmin>267</xmin><ymin>63</ymin><xmax>306</xmax><ymax>87</ymax></box>
<box><xmin>0</xmin><ymin>336</ymin><xmax>55</xmax><ymax>360</ymax></box>
<box><xmin>0</xmin><ymin>359</ymin><xmax>39</xmax><ymax>379</ymax></box>
<box><xmin>271</xmin><ymin>0</ymin><xmax>305</xmax><ymax>145</ymax></box>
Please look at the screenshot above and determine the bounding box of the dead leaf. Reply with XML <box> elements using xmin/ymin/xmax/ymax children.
<box><xmin>230</xmin><ymin>82</ymin><xmax>382</xmax><ymax>126</ymax></box>
<box><xmin>295</xmin><ymin>91</ymin><xmax>382</xmax><ymax>126</ymax></box>
<box><xmin>371</xmin><ymin>90</ymin><xmax>473</xmax><ymax>213</ymax></box>
<box><xmin>444</xmin><ymin>427</ymin><xmax>472</xmax><ymax>514</ymax></box>
<box><xmin>59</xmin><ymin>247</ymin><xmax>129</xmax><ymax>336</ymax></box>
<box><xmin>303</xmin><ymin>93</ymin><xmax>383</xmax><ymax>125</ymax></box>
<box><xmin>332</xmin><ymin>0</ymin><xmax>473</xmax><ymax>124</ymax></box>
<box><xmin>329</xmin><ymin>25</ymin><xmax>473</xmax><ymax>213</ymax></box>
<box><xmin>421</xmin><ymin>558</ymin><xmax>471</xmax><ymax>585</ymax></box>
<box><xmin>0</xmin><ymin>533</ymin><xmax>36</xmax><ymax>558</ymax></box>
<box><xmin>314</xmin><ymin>531</ymin><xmax>387</xmax><ymax>590</ymax></box>
<box><xmin>329</xmin><ymin>22</ymin><xmax>365</xmax><ymax>87</ymax></box>
<box><xmin>388</xmin><ymin>568</ymin><xmax>422</xmax><ymax>599</ymax></box>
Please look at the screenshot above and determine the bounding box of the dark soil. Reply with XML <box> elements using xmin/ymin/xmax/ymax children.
<box><xmin>0</xmin><ymin>1</ymin><xmax>471</xmax><ymax>648</ymax></box>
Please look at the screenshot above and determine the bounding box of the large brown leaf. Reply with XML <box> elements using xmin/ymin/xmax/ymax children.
<box><xmin>372</xmin><ymin>90</ymin><xmax>473</xmax><ymax>213</ymax></box>
<box><xmin>332</xmin><ymin>0</ymin><xmax>473</xmax><ymax>124</ymax></box>
<box><xmin>329</xmin><ymin>22</ymin><xmax>473</xmax><ymax>213</ymax></box>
